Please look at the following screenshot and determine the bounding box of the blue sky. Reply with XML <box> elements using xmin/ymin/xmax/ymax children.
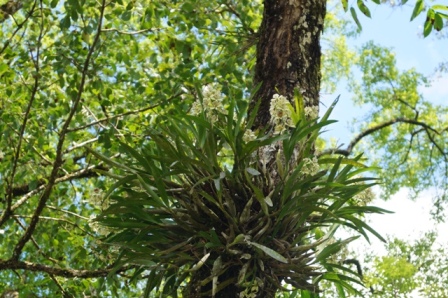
<box><xmin>358</xmin><ymin>4</ymin><xmax>446</xmax><ymax>69</ymax></box>
<box><xmin>324</xmin><ymin>3</ymin><xmax>448</xmax><ymax>144</ymax></box>
<box><xmin>326</xmin><ymin>3</ymin><xmax>448</xmax><ymax>272</ymax></box>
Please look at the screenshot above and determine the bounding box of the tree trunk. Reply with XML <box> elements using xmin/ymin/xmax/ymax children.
<box><xmin>251</xmin><ymin>0</ymin><xmax>326</xmax><ymax>129</ymax></box>
<box><xmin>186</xmin><ymin>1</ymin><xmax>327</xmax><ymax>297</ymax></box>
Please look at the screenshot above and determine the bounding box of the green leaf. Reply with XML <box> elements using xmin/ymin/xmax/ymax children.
<box><xmin>246</xmin><ymin>167</ymin><xmax>261</xmax><ymax>176</ymax></box>
<box><xmin>119</xmin><ymin>141</ymin><xmax>153</xmax><ymax>172</ymax></box>
<box><xmin>137</xmin><ymin>175</ymin><xmax>166</xmax><ymax>207</ymax></box>
<box><xmin>341</xmin><ymin>0</ymin><xmax>348</xmax><ymax>12</ymax></box>
<box><xmin>248</xmin><ymin>241</ymin><xmax>288</xmax><ymax>263</ymax></box>
<box><xmin>85</xmin><ymin>147</ymin><xmax>133</xmax><ymax>172</ymax></box>
<box><xmin>357</xmin><ymin>0</ymin><xmax>371</xmax><ymax>18</ymax></box>
<box><xmin>238</xmin><ymin>262</ymin><xmax>250</xmax><ymax>285</ymax></box>
<box><xmin>60</xmin><ymin>15</ymin><xmax>71</xmax><ymax>30</ymax></box>
<box><xmin>423</xmin><ymin>19</ymin><xmax>433</xmax><ymax>37</ymax></box>
<box><xmin>316</xmin><ymin>236</ymin><xmax>359</xmax><ymax>262</ymax></box>
<box><xmin>335</xmin><ymin>283</ymin><xmax>347</xmax><ymax>298</ymax></box>
<box><xmin>434</xmin><ymin>13</ymin><xmax>444</xmax><ymax>31</ymax></box>
<box><xmin>244</xmin><ymin>171</ymin><xmax>269</xmax><ymax>215</ymax></box>
<box><xmin>432</xmin><ymin>5</ymin><xmax>448</xmax><ymax>11</ymax></box>
<box><xmin>350</xmin><ymin>7</ymin><xmax>362</xmax><ymax>31</ymax></box>
<box><xmin>410</xmin><ymin>0</ymin><xmax>425</xmax><ymax>21</ymax></box>
<box><xmin>319</xmin><ymin>157</ymin><xmax>367</xmax><ymax>168</ymax></box>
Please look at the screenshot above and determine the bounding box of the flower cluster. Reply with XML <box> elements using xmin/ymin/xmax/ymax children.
<box><xmin>88</xmin><ymin>188</ymin><xmax>109</xmax><ymax>210</ymax></box>
<box><xmin>302</xmin><ymin>156</ymin><xmax>319</xmax><ymax>176</ymax></box>
<box><xmin>353</xmin><ymin>186</ymin><xmax>375</xmax><ymax>206</ymax></box>
<box><xmin>269</xmin><ymin>94</ymin><xmax>295</xmax><ymax>135</ymax></box>
<box><xmin>89</xmin><ymin>216</ymin><xmax>111</xmax><ymax>236</ymax></box>
<box><xmin>190</xmin><ymin>83</ymin><xmax>227</xmax><ymax>123</ymax></box>
<box><xmin>243</xmin><ymin>129</ymin><xmax>257</xmax><ymax>142</ymax></box>
<box><xmin>304</xmin><ymin>105</ymin><xmax>319</xmax><ymax>120</ymax></box>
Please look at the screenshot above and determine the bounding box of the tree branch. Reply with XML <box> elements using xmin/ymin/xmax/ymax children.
<box><xmin>319</xmin><ymin>117</ymin><xmax>441</xmax><ymax>157</ymax></box>
<box><xmin>11</xmin><ymin>0</ymin><xmax>107</xmax><ymax>260</ymax></box>
<box><xmin>424</xmin><ymin>127</ymin><xmax>447</xmax><ymax>162</ymax></box>
<box><xmin>7</xmin><ymin>164</ymin><xmax>106</xmax><ymax>202</ymax></box>
<box><xmin>0</xmin><ymin>0</ymin><xmax>42</xmax><ymax>228</ymax></box>
<box><xmin>67</xmin><ymin>103</ymin><xmax>160</xmax><ymax>133</ymax></box>
<box><xmin>13</xmin><ymin>214</ymin><xmax>91</xmax><ymax>235</ymax></box>
<box><xmin>0</xmin><ymin>1</ymin><xmax>36</xmax><ymax>54</ymax></box>
<box><xmin>0</xmin><ymin>1</ymin><xmax>23</xmax><ymax>22</ymax></box>
<box><xmin>10</xmin><ymin>164</ymin><xmax>108</xmax><ymax>212</ymax></box>
<box><xmin>101</xmin><ymin>27</ymin><xmax>156</xmax><ymax>35</ymax></box>
<box><xmin>0</xmin><ymin>259</ymin><xmax>134</xmax><ymax>278</ymax></box>
<box><xmin>387</xmin><ymin>77</ymin><xmax>419</xmax><ymax>119</ymax></box>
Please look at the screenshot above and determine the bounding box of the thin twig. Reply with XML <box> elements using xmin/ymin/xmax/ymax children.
<box><xmin>67</xmin><ymin>102</ymin><xmax>164</xmax><ymax>133</ymax></box>
<box><xmin>13</xmin><ymin>214</ymin><xmax>91</xmax><ymax>235</ymax></box>
<box><xmin>46</xmin><ymin>205</ymin><xmax>90</xmax><ymax>221</ymax></box>
<box><xmin>424</xmin><ymin>128</ymin><xmax>447</xmax><ymax>162</ymax></box>
<box><xmin>13</xmin><ymin>215</ymin><xmax>68</xmax><ymax>296</ymax></box>
<box><xmin>64</xmin><ymin>137</ymin><xmax>99</xmax><ymax>154</ymax></box>
<box><xmin>101</xmin><ymin>27</ymin><xmax>155</xmax><ymax>35</ymax></box>
<box><xmin>12</xmin><ymin>217</ymin><xmax>58</xmax><ymax>264</ymax></box>
<box><xmin>48</xmin><ymin>274</ymin><xmax>69</xmax><ymax>297</ymax></box>
<box><xmin>387</xmin><ymin>78</ymin><xmax>419</xmax><ymax>119</ymax></box>
<box><xmin>0</xmin><ymin>0</ymin><xmax>42</xmax><ymax>228</ymax></box>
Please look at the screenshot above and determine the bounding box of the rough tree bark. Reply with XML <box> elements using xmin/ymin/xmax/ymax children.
<box><xmin>251</xmin><ymin>0</ymin><xmax>326</xmax><ymax>129</ymax></box>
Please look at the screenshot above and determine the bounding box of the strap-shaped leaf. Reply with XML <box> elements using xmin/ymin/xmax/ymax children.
<box><xmin>350</xmin><ymin>7</ymin><xmax>363</xmax><ymax>31</ymax></box>
<box><xmin>248</xmin><ymin>241</ymin><xmax>288</xmax><ymax>263</ymax></box>
<box><xmin>316</xmin><ymin>236</ymin><xmax>359</xmax><ymax>262</ymax></box>
<box><xmin>189</xmin><ymin>253</ymin><xmax>210</xmax><ymax>272</ymax></box>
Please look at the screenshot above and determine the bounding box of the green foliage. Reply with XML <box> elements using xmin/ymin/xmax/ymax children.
<box><xmin>319</xmin><ymin>231</ymin><xmax>448</xmax><ymax>297</ymax></box>
<box><xmin>365</xmin><ymin>232</ymin><xmax>448</xmax><ymax>297</ymax></box>
<box><xmin>0</xmin><ymin>0</ymin><xmax>260</xmax><ymax>294</ymax></box>
<box><xmin>343</xmin><ymin>0</ymin><xmax>448</xmax><ymax>36</ymax></box>
<box><xmin>348</xmin><ymin>42</ymin><xmax>448</xmax><ymax>203</ymax></box>
<box><xmin>91</xmin><ymin>92</ymin><xmax>390</xmax><ymax>296</ymax></box>
<box><xmin>423</xmin><ymin>6</ymin><xmax>448</xmax><ymax>37</ymax></box>
<box><xmin>0</xmin><ymin>0</ymin><xmax>447</xmax><ymax>296</ymax></box>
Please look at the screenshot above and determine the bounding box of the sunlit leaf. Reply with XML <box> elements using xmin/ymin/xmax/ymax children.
<box><xmin>410</xmin><ymin>0</ymin><xmax>425</xmax><ymax>21</ymax></box>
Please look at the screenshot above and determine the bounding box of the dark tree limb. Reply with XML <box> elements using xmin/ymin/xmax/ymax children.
<box><xmin>7</xmin><ymin>164</ymin><xmax>107</xmax><ymax>200</ymax></box>
<box><xmin>4</xmin><ymin>164</ymin><xmax>108</xmax><ymax>215</ymax></box>
<box><xmin>0</xmin><ymin>1</ymin><xmax>37</xmax><ymax>54</ymax></box>
<box><xmin>319</xmin><ymin>117</ymin><xmax>443</xmax><ymax>157</ymax></box>
<box><xmin>0</xmin><ymin>1</ymin><xmax>23</xmax><ymax>23</ymax></box>
<box><xmin>0</xmin><ymin>259</ymin><xmax>133</xmax><ymax>278</ymax></box>
<box><xmin>10</xmin><ymin>0</ymin><xmax>107</xmax><ymax>260</ymax></box>
<box><xmin>387</xmin><ymin>77</ymin><xmax>419</xmax><ymax>119</ymax></box>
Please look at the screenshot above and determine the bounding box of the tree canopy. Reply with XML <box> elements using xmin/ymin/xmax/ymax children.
<box><xmin>0</xmin><ymin>0</ymin><xmax>447</xmax><ymax>296</ymax></box>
